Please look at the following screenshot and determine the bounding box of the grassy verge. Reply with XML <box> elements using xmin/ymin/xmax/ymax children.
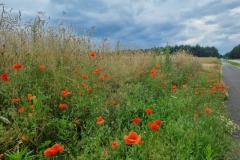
<box><xmin>0</xmin><ymin>8</ymin><xmax>239</xmax><ymax>159</ymax></box>
<box><xmin>224</xmin><ymin>59</ymin><xmax>240</xmax><ymax>68</ymax></box>
<box><xmin>0</xmin><ymin>51</ymin><xmax>238</xmax><ymax>160</ymax></box>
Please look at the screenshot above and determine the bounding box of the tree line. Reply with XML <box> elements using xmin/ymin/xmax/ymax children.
<box><xmin>144</xmin><ymin>45</ymin><xmax>221</xmax><ymax>58</ymax></box>
<box><xmin>223</xmin><ymin>44</ymin><xmax>240</xmax><ymax>59</ymax></box>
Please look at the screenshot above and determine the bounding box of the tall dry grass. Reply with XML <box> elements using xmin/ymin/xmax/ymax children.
<box><xmin>171</xmin><ymin>51</ymin><xmax>201</xmax><ymax>68</ymax></box>
<box><xmin>197</xmin><ymin>57</ymin><xmax>219</xmax><ymax>64</ymax></box>
<box><xmin>0</xmin><ymin>8</ymin><xmax>161</xmax><ymax>97</ymax></box>
<box><xmin>0</xmin><ymin>6</ymin><xmax>218</xmax><ymax>86</ymax></box>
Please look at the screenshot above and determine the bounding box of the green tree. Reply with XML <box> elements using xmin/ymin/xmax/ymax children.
<box><xmin>229</xmin><ymin>44</ymin><xmax>240</xmax><ymax>59</ymax></box>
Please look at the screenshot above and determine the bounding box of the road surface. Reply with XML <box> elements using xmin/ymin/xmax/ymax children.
<box><xmin>222</xmin><ymin>61</ymin><xmax>240</xmax><ymax>141</ymax></box>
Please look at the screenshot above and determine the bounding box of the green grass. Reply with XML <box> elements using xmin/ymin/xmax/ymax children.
<box><xmin>0</xmin><ymin>54</ymin><xmax>238</xmax><ymax>159</ymax></box>
<box><xmin>224</xmin><ymin>59</ymin><xmax>240</xmax><ymax>68</ymax></box>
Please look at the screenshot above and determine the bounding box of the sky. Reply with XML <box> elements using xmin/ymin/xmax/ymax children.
<box><xmin>2</xmin><ymin>0</ymin><xmax>240</xmax><ymax>54</ymax></box>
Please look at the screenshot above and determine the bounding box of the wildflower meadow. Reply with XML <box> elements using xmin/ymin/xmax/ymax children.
<box><xmin>0</xmin><ymin>8</ymin><xmax>239</xmax><ymax>160</ymax></box>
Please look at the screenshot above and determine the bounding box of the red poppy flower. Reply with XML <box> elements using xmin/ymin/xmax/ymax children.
<box><xmin>145</xmin><ymin>108</ymin><xmax>152</xmax><ymax>114</ymax></box>
<box><xmin>133</xmin><ymin>118</ymin><xmax>141</xmax><ymax>124</ymax></box>
<box><xmin>194</xmin><ymin>113</ymin><xmax>199</xmax><ymax>118</ymax></box>
<box><xmin>104</xmin><ymin>150</ymin><xmax>109</xmax><ymax>156</ymax></box>
<box><xmin>89</xmin><ymin>51</ymin><xmax>96</xmax><ymax>57</ymax></box>
<box><xmin>150</xmin><ymin>68</ymin><xmax>156</xmax><ymax>77</ymax></box>
<box><xmin>148</xmin><ymin>122</ymin><xmax>160</xmax><ymax>130</ymax></box>
<box><xmin>153</xmin><ymin>119</ymin><xmax>162</xmax><ymax>125</ymax></box>
<box><xmin>99</xmin><ymin>74</ymin><xmax>108</xmax><ymax>81</ymax></box>
<box><xmin>73</xmin><ymin>120</ymin><xmax>78</xmax><ymax>124</ymax></box>
<box><xmin>44</xmin><ymin>148</ymin><xmax>58</xmax><ymax>156</ymax></box>
<box><xmin>27</xmin><ymin>94</ymin><xmax>33</xmax><ymax>101</ymax></box>
<box><xmin>1</xmin><ymin>73</ymin><xmax>9</xmax><ymax>82</ymax></box>
<box><xmin>30</xmin><ymin>105</ymin><xmax>35</xmax><ymax>111</ymax></box>
<box><xmin>74</xmin><ymin>70</ymin><xmax>79</xmax><ymax>74</ymax></box>
<box><xmin>205</xmin><ymin>108</ymin><xmax>214</xmax><ymax>113</ymax></box>
<box><xmin>28</xmin><ymin>113</ymin><xmax>33</xmax><ymax>117</ymax></box>
<box><xmin>124</xmin><ymin>131</ymin><xmax>143</xmax><ymax>145</ymax></box>
<box><xmin>93</xmin><ymin>68</ymin><xmax>102</xmax><ymax>75</ymax></box>
<box><xmin>81</xmin><ymin>83</ymin><xmax>87</xmax><ymax>88</ymax></box>
<box><xmin>18</xmin><ymin>107</ymin><xmax>25</xmax><ymax>113</ymax></box>
<box><xmin>48</xmin><ymin>131</ymin><xmax>56</xmax><ymax>135</ymax></box>
<box><xmin>59</xmin><ymin>103</ymin><xmax>67</xmax><ymax>109</ymax></box>
<box><xmin>112</xmin><ymin>100</ymin><xmax>117</xmax><ymax>105</ymax></box>
<box><xmin>110</xmin><ymin>141</ymin><xmax>119</xmax><ymax>150</ymax></box>
<box><xmin>99</xmin><ymin>76</ymin><xmax>105</xmax><ymax>81</ymax></box>
<box><xmin>156</xmin><ymin>64</ymin><xmax>160</xmax><ymax>68</ymax></box>
<box><xmin>44</xmin><ymin>143</ymin><xmax>64</xmax><ymax>156</ymax></box>
<box><xmin>172</xmin><ymin>85</ymin><xmax>177</xmax><ymax>91</ymax></box>
<box><xmin>51</xmin><ymin>144</ymin><xmax>64</xmax><ymax>153</ymax></box>
<box><xmin>97</xmin><ymin>116</ymin><xmax>105</xmax><ymax>124</ymax></box>
<box><xmin>0</xmin><ymin>154</ymin><xmax>4</xmax><ymax>158</ymax></box>
<box><xmin>93</xmin><ymin>70</ymin><xmax>99</xmax><ymax>75</ymax></box>
<box><xmin>87</xmin><ymin>88</ymin><xmax>93</xmax><ymax>92</ymax></box>
<box><xmin>12</xmin><ymin>63</ymin><xmax>23</xmax><ymax>70</ymax></box>
<box><xmin>82</xmin><ymin>74</ymin><xmax>88</xmax><ymax>79</ymax></box>
<box><xmin>12</xmin><ymin>98</ymin><xmax>20</xmax><ymax>103</ymax></box>
<box><xmin>62</xmin><ymin>89</ymin><xmax>70</xmax><ymax>96</ymax></box>
<box><xmin>39</xmin><ymin>65</ymin><xmax>46</xmax><ymax>70</ymax></box>
<box><xmin>105</xmin><ymin>101</ymin><xmax>110</xmax><ymax>105</ymax></box>
<box><xmin>21</xmin><ymin>134</ymin><xmax>28</xmax><ymax>141</ymax></box>
<box><xmin>103</xmin><ymin>74</ymin><xmax>108</xmax><ymax>78</ymax></box>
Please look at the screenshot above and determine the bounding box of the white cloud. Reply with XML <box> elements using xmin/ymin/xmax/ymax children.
<box><xmin>175</xmin><ymin>15</ymin><xmax>219</xmax><ymax>46</ymax></box>
<box><xmin>228</xmin><ymin>33</ymin><xmax>240</xmax><ymax>42</ymax></box>
<box><xmin>229</xmin><ymin>7</ymin><xmax>240</xmax><ymax>16</ymax></box>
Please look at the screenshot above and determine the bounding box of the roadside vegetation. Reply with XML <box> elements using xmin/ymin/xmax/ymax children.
<box><xmin>223</xmin><ymin>59</ymin><xmax>240</xmax><ymax>68</ymax></box>
<box><xmin>0</xmin><ymin>7</ymin><xmax>239</xmax><ymax>159</ymax></box>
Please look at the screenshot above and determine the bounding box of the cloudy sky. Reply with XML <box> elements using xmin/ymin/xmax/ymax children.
<box><xmin>2</xmin><ymin>0</ymin><xmax>240</xmax><ymax>54</ymax></box>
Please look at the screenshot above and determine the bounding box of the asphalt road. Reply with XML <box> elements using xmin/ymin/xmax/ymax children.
<box><xmin>222</xmin><ymin>61</ymin><xmax>240</xmax><ymax>141</ymax></box>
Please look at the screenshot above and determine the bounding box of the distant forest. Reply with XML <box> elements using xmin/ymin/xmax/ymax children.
<box><xmin>223</xmin><ymin>44</ymin><xmax>240</xmax><ymax>59</ymax></box>
<box><xmin>144</xmin><ymin>45</ymin><xmax>221</xmax><ymax>58</ymax></box>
